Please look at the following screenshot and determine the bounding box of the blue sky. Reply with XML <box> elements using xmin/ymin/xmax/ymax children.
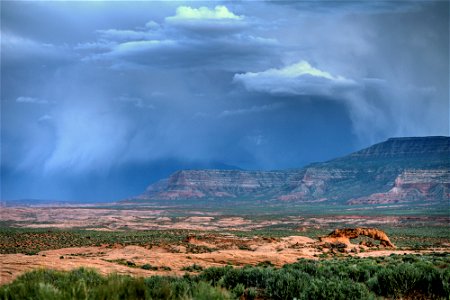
<box><xmin>1</xmin><ymin>1</ymin><xmax>449</xmax><ymax>201</ymax></box>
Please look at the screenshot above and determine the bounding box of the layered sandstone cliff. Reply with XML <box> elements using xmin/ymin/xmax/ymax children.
<box><xmin>137</xmin><ymin>169</ymin><xmax>301</xmax><ymax>200</ymax></box>
<box><xmin>347</xmin><ymin>169</ymin><xmax>449</xmax><ymax>204</ymax></box>
<box><xmin>131</xmin><ymin>136</ymin><xmax>449</xmax><ymax>204</ymax></box>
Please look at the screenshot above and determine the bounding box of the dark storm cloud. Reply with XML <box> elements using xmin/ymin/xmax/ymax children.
<box><xmin>235</xmin><ymin>1</ymin><xmax>449</xmax><ymax>143</ymax></box>
<box><xmin>1</xmin><ymin>31</ymin><xmax>73</xmax><ymax>68</ymax></box>
<box><xmin>82</xmin><ymin>5</ymin><xmax>279</xmax><ymax>71</ymax></box>
<box><xmin>96</xmin><ymin>29</ymin><xmax>157</xmax><ymax>42</ymax></box>
<box><xmin>265</xmin><ymin>0</ymin><xmax>424</xmax><ymax>15</ymax></box>
<box><xmin>1</xmin><ymin>1</ymin><xmax>448</xmax><ymax>201</ymax></box>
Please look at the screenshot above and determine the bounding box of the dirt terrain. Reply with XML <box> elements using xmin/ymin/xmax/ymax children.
<box><xmin>1</xmin><ymin>206</ymin><xmax>448</xmax><ymax>231</ymax></box>
<box><xmin>0</xmin><ymin>232</ymin><xmax>442</xmax><ymax>286</ymax></box>
<box><xmin>1</xmin><ymin>206</ymin><xmax>449</xmax><ymax>286</ymax></box>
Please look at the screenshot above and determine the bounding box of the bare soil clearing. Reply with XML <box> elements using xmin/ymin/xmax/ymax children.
<box><xmin>1</xmin><ymin>206</ymin><xmax>449</xmax><ymax>286</ymax></box>
<box><xmin>0</xmin><ymin>233</ymin><xmax>439</xmax><ymax>286</ymax></box>
<box><xmin>1</xmin><ymin>206</ymin><xmax>448</xmax><ymax>231</ymax></box>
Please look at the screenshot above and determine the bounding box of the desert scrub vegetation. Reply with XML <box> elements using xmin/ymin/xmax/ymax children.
<box><xmin>1</xmin><ymin>253</ymin><xmax>449</xmax><ymax>300</ymax></box>
<box><xmin>104</xmin><ymin>259</ymin><xmax>164</xmax><ymax>271</ymax></box>
<box><xmin>181</xmin><ymin>263</ymin><xmax>204</xmax><ymax>272</ymax></box>
<box><xmin>1</xmin><ymin>226</ymin><xmax>448</xmax><ymax>255</ymax></box>
<box><xmin>104</xmin><ymin>259</ymin><xmax>138</xmax><ymax>268</ymax></box>
<box><xmin>382</xmin><ymin>226</ymin><xmax>450</xmax><ymax>249</ymax></box>
<box><xmin>0</xmin><ymin>228</ymin><xmax>194</xmax><ymax>254</ymax></box>
<box><xmin>0</xmin><ymin>268</ymin><xmax>232</xmax><ymax>300</ymax></box>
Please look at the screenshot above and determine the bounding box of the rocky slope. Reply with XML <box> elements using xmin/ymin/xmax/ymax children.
<box><xmin>131</xmin><ymin>136</ymin><xmax>449</xmax><ymax>205</ymax></box>
<box><xmin>136</xmin><ymin>170</ymin><xmax>301</xmax><ymax>200</ymax></box>
<box><xmin>347</xmin><ymin>169</ymin><xmax>449</xmax><ymax>205</ymax></box>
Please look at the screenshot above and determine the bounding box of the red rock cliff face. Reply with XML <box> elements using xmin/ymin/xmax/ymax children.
<box><xmin>276</xmin><ymin>137</ymin><xmax>449</xmax><ymax>203</ymax></box>
<box><xmin>278</xmin><ymin>168</ymin><xmax>359</xmax><ymax>201</ymax></box>
<box><xmin>137</xmin><ymin>170</ymin><xmax>301</xmax><ymax>200</ymax></box>
<box><xmin>348</xmin><ymin>169</ymin><xmax>449</xmax><ymax>204</ymax></box>
<box><xmin>131</xmin><ymin>137</ymin><xmax>449</xmax><ymax>204</ymax></box>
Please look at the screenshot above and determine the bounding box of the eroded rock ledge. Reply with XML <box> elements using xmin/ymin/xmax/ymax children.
<box><xmin>320</xmin><ymin>227</ymin><xmax>395</xmax><ymax>248</ymax></box>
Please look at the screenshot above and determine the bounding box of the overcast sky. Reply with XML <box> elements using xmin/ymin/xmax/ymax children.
<box><xmin>1</xmin><ymin>0</ymin><xmax>449</xmax><ymax>201</ymax></box>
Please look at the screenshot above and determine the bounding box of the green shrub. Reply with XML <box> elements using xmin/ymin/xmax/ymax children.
<box><xmin>221</xmin><ymin>265</ymin><xmax>272</xmax><ymax>289</ymax></box>
<box><xmin>1</xmin><ymin>254</ymin><xmax>449</xmax><ymax>300</ymax></box>
<box><xmin>265</xmin><ymin>269</ymin><xmax>310</xmax><ymax>299</ymax></box>
<box><xmin>141</xmin><ymin>264</ymin><xmax>158</xmax><ymax>271</ymax></box>
<box><xmin>198</xmin><ymin>266</ymin><xmax>233</xmax><ymax>285</ymax></box>
<box><xmin>126</xmin><ymin>261</ymin><xmax>136</xmax><ymax>267</ymax></box>
<box><xmin>368</xmin><ymin>262</ymin><xmax>447</xmax><ymax>298</ymax></box>
<box><xmin>232</xmin><ymin>283</ymin><xmax>245</xmax><ymax>298</ymax></box>
<box><xmin>246</xmin><ymin>287</ymin><xmax>257</xmax><ymax>300</ymax></box>
<box><xmin>256</xmin><ymin>260</ymin><xmax>274</xmax><ymax>268</ymax></box>
<box><xmin>181</xmin><ymin>263</ymin><xmax>204</xmax><ymax>272</ymax></box>
<box><xmin>306</xmin><ymin>278</ymin><xmax>375</xmax><ymax>300</ymax></box>
<box><xmin>191</xmin><ymin>281</ymin><xmax>231</xmax><ymax>300</ymax></box>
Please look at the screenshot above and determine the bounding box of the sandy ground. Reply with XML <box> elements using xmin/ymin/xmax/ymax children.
<box><xmin>1</xmin><ymin>206</ymin><xmax>448</xmax><ymax>286</ymax></box>
<box><xmin>1</xmin><ymin>206</ymin><xmax>448</xmax><ymax>231</ymax></box>
<box><xmin>0</xmin><ymin>234</ymin><xmax>435</xmax><ymax>286</ymax></box>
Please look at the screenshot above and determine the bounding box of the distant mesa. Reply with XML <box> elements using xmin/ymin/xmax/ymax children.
<box><xmin>125</xmin><ymin>136</ymin><xmax>449</xmax><ymax>206</ymax></box>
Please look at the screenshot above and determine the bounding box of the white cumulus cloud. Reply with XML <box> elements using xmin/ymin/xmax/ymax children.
<box><xmin>166</xmin><ymin>5</ymin><xmax>242</xmax><ymax>21</ymax></box>
<box><xmin>234</xmin><ymin>60</ymin><xmax>357</xmax><ymax>96</ymax></box>
<box><xmin>164</xmin><ymin>5</ymin><xmax>247</xmax><ymax>33</ymax></box>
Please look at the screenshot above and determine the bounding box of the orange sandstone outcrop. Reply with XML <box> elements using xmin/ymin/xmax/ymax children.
<box><xmin>320</xmin><ymin>228</ymin><xmax>395</xmax><ymax>248</ymax></box>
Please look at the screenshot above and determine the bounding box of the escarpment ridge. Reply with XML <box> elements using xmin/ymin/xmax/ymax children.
<box><xmin>127</xmin><ymin>136</ymin><xmax>449</xmax><ymax>205</ymax></box>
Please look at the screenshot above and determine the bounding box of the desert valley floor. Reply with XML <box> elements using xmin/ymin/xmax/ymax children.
<box><xmin>1</xmin><ymin>205</ymin><xmax>449</xmax><ymax>286</ymax></box>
